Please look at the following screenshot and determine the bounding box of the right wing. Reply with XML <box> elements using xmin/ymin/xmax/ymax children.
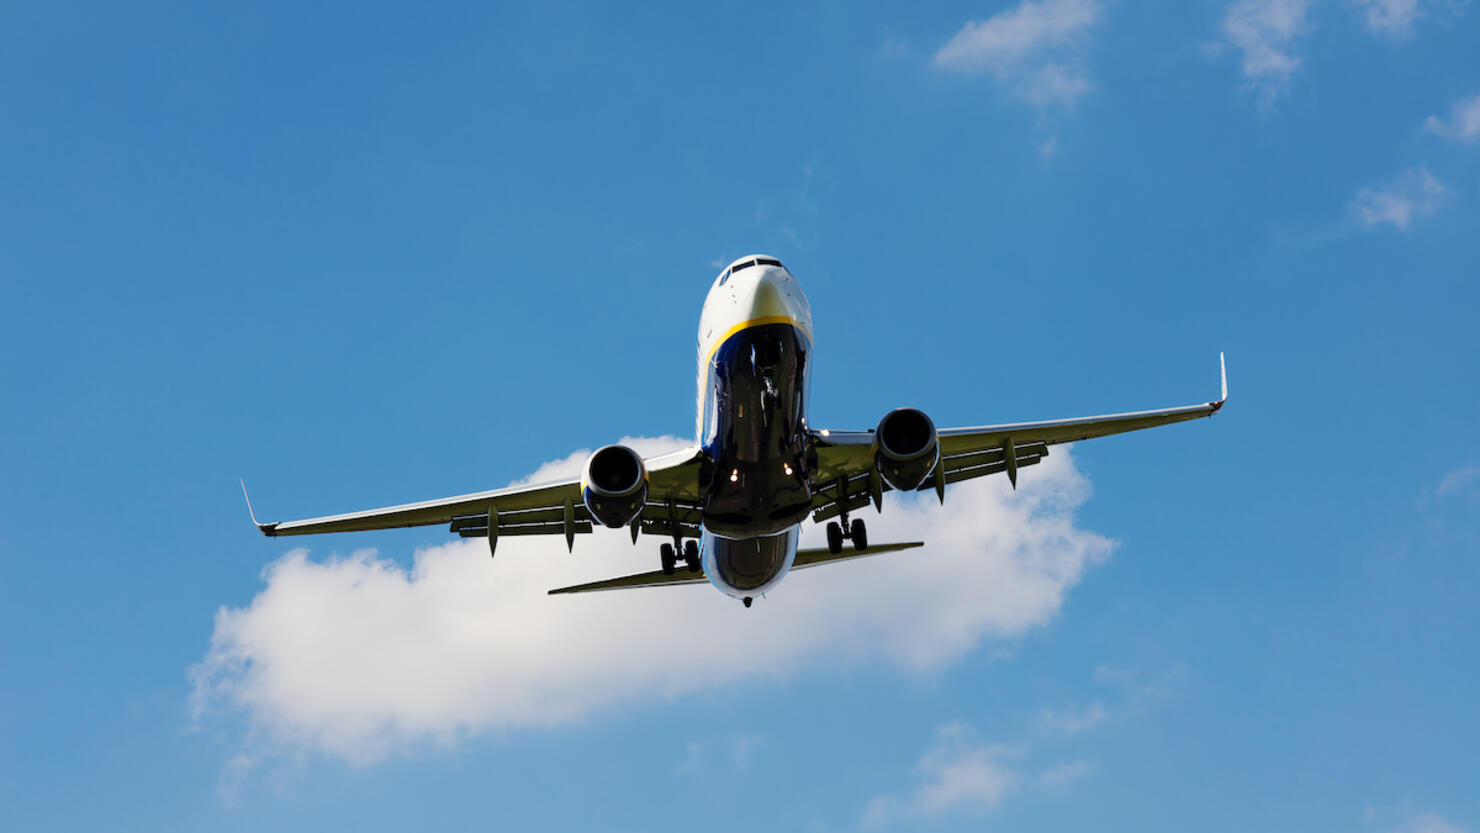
<box><xmin>808</xmin><ymin>354</ymin><xmax>1228</xmax><ymax>522</ymax></box>
<box><xmin>245</xmin><ymin>446</ymin><xmax>707</xmax><ymax>552</ymax></box>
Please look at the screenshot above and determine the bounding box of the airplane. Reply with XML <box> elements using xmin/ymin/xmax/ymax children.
<box><xmin>243</xmin><ymin>255</ymin><xmax>1227</xmax><ymax>608</ymax></box>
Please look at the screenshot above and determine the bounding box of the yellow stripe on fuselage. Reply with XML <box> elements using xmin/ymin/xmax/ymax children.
<box><xmin>702</xmin><ymin>315</ymin><xmax>812</xmax><ymax>367</ymax></box>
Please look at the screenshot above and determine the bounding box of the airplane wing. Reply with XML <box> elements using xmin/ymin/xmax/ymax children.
<box><xmin>808</xmin><ymin>354</ymin><xmax>1228</xmax><ymax>522</ymax></box>
<box><xmin>244</xmin><ymin>446</ymin><xmax>706</xmax><ymax>554</ymax></box>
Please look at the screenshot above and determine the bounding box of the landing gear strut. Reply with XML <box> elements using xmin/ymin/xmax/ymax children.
<box><xmin>825</xmin><ymin>476</ymin><xmax>869</xmax><ymax>554</ymax></box>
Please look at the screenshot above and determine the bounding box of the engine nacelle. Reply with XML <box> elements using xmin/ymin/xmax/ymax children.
<box><xmin>874</xmin><ymin>407</ymin><xmax>940</xmax><ymax>491</ymax></box>
<box><xmin>582</xmin><ymin>444</ymin><xmax>648</xmax><ymax>528</ymax></box>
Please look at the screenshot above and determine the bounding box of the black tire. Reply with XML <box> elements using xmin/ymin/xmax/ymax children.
<box><xmin>660</xmin><ymin>543</ymin><xmax>676</xmax><ymax>576</ymax></box>
<box><xmin>826</xmin><ymin>521</ymin><xmax>844</xmax><ymax>554</ymax></box>
<box><xmin>851</xmin><ymin>518</ymin><xmax>868</xmax><ymax>551</ymax></box>
<box><xmin>683</xmin><ymin>539</ymin><xmax>701</xmax><ymax>573</ymax></box>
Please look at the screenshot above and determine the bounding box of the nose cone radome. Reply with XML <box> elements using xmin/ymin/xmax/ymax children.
<box><xmin>746</xmin><ymin>271</ymin><xmax>791</xmax><ymax>320</ymax></box>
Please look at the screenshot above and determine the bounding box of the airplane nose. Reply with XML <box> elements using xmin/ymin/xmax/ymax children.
<box><xmin>746</xmin><ymin>271</ymin><xmax>791</xmax><ymax>319</ymax></box>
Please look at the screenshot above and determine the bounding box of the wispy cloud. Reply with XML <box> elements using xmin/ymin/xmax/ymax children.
<box><xmin>1436</xmin><ymin>464</ymin><xmax>1480</xmax><ymax>497</ymax></box>
<box><xmin>1353</xmin><ymin>0</ymin><xmax>1468</xmax><ymax>37</ymax></box>
<box><xmin>1216</xmin><ymin>0</ymin><xmax>1313</xmax><ymax>103</ymax></box>
<box><xmin>862</xmin><ymin>725</ymin><xmax>1020</xmax><ymax>827</ymax></box>
<box><xmin>932</xmin><ymin>0</ymin><xmax>1105</xmax><ymax>110</ymax></box>
<box><xmin>676</xmin><ymin>735</ymin><xmax>764</xmax><ymax>775</ymax></box>
<box><xmin>1350</xmin><ymin>166</ymin><xmax>1445</xmax><ymax>230</ymax></box>
<box><xmin>1034</xmin><ymin>665</ymin><xmax>1179</xmax><ymax>736</ymax></box>
<box><xmin>1035</xmin><ymin>701</ymin><xmax>1108</xmax><ymax>733</ymax></box>
<box><xmin>1037</xmin><ymin>759</ymin><xmax>1092</xmax><ymax>788</ymax></box>
<box><xmin>1425</xmin><ymin>93</ymin><xmax>1480</xmax><ymax>143</ymax></box>
<box><xmin>1366</xmin><ymin>804</ymin><xmax>1471</xmax><ymax>833</ymax></box>
<box><xmin>1353</xmin><ymin>0</ymin><xmax>1422</xmax><ymax>34</ymax></box>
<box><xmin>192</xmin><ymin>441</ymin><xmax>1112</xmax><ymax>772</ymax></box>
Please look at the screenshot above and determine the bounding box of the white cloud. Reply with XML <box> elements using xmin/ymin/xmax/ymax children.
<box><xmin>932</xmin><ymin>0</ymin><xmax>1104</xmax><ymax>109</ymax></box>
<box><xmin>1425</xmin><ymin>93</ymin><xmax>1480</xmax><ymax>143</ymax></box>
<box><xmin>1351</xmin><ymin>166</ymin><xmax>1445</xmax><ymax>230</ymax></box>
<box><xmin>863</xmin><ymin>725</ymin><xmax>1020</xmax><ymax>827</ymax></box>
<box><xmin>192</xmin><ymin>440</ymin><xmax>1113</xmax><ymax>767</ymax></box>
<box><xmin>1217</xmin><ymin>0</ymin><xmax>1313</xmax><ymax>102</ymax></box>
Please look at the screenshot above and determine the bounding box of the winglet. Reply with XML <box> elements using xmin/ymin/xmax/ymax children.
<box><xmin>1212</xmin><ymin>352</ymin><xmax>1229</xmax><ymax>413</ymax></box>
<box><xmin>240</xmin><ymin>479</ymin><xmax>278</xmax><ymax>537</ymax></box>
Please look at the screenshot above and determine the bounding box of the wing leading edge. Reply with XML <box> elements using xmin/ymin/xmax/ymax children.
<box><xmin>244</xmin><ymin>446</ymin><xmax>707</xmax><ymax>552</ymax></box>
<box><xmin>808</xmin><ymin>354</ymin><xmax>1228</xmax><ymax>521</ymax></box>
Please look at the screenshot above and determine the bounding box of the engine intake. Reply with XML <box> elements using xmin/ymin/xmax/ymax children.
<box><xmin>875</xmin><ymin>407</ymin><xmax>939</xmax><ymax>491</ymax></box>
<box><xmin>582</xmin><ymin>444</ymin><xmax>648</xmax><ymax>528</ymax></box>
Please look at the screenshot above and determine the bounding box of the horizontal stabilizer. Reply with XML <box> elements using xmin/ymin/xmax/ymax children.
<box><xmin>792</xmin><ymin>540</ymin><xmax>923</xmax><ymax>570</ymax></box>
<box><xmin>548</xmin><ymin>568</ymin><xmax>707</xmax><ymax>595</ymax></box>
<box><xmin>547</xmin><ymin>541</ymin><xmax>925</xmax><ymax>596</ymax></box>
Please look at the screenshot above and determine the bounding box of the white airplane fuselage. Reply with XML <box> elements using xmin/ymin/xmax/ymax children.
<box><xmin>694</xmin><ymin>256</ymin><xmax>815</xmax><ymax>600</ymax></box>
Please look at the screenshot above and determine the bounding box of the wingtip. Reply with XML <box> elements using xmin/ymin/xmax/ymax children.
<box><xmin>240</xmin><ymin>479</ymin><xmax>278</xmax><ymax>537</ymax></box>
<box><xmin>1219</xmin><ymin>352</ymin><xmax>1228</xmax><ymax>403</ymax></box>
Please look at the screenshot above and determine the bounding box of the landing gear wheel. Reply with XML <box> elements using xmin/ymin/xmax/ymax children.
<box><xmin>743</xmin><ymin>596</ymin><xmax>753</xmax><ymax>608</ymax></box>
<box><xmin>850</xmin><ymin>518</ymin><xmax>868</xmax><ymax>551</ymax></box>
<box><xmin>660</xmin><ymin>543</ymin><xmax>676</xmax><ymax>576</ymax></box>
<box><xmin>826</xmin><ymin>521</ymin><xmax>844</xmax><ymax>554</ymax></box>
<box><xmin>683</xmin><ymin>539</ymin><xmax>700</xmax><ymax>573</ymax></box>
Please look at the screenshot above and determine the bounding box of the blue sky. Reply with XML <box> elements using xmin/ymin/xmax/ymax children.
<box><xmin>2</xmin><ymin>0</ymin><xmax>1478</xmax><ymax>830</ymax></box>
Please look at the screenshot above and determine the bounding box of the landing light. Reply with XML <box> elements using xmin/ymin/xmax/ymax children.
<box><xmin>730</xmin><ymin>469</ymin><xmax>739</xmax><ymax>483</ymax></box>
<box><xmin>783</xmin><ymin>463</ymin><xmax>793</xmax><ymax>476</ymax></box>
<box><xmin>820</xmin><ymin>429</ymin><xmax>830</xmax><ymax>437</ymax></box>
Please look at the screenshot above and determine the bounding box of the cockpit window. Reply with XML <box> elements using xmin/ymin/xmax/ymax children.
<box><xmin>722</xmin><ymin>258</ymin><xmax>783</xmax><ymax>286</ymax></box>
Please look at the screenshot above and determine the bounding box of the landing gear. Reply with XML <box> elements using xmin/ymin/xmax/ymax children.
<box><xmin>825</xmin><ymin>518</ymin><xmax>869</xmax><ymax>553</ymax></box>
<box><xmin>826</xmin><ymin>476</ymin><xmax>869</xmax><ymax>554</ymax></box>
<box><xmin>743</xmin><ymin>596</ymin><xmax>753</xmax><ymax>608</ymax></box>
<box><xmin>660</xmin><ymin>543</ymin><xmax>676</xmax><ymax>575</ymax></box>
<box><xmin>683</xmin><ymin>539</ymin><xmax>701</xmax><ymax>573</ymax></box>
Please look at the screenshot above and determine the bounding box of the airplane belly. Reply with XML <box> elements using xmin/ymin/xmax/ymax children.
<box><xmin>701</xmin><ymin>321</ymin><xmax>812</xmax><ymax>538</ymax></box>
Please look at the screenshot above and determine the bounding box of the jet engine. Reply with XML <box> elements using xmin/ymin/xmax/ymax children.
<box><xmin>581</xmin><ymin>444</ymin><xmax>648</xmax><ymax>528</ymax></box>
<box><xmin>874</xmin><ymin>407</ymin><xmax>940</xmax><ymax>491</ymax></box>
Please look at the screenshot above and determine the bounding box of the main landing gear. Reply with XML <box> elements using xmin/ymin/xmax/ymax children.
<box><xmin>660</xmin><ymin>539</ymin><xmax>701</xmax><ymax>576</ymax></box>
<box><xmin>825</xmin><ymin>479</ymin><xmax>869</xmax><ymax>555</ymax></box>
<box><xmin>825</xmin><ymin>518</ymin><xmax>868</xmax><ymax>554</ymax></box>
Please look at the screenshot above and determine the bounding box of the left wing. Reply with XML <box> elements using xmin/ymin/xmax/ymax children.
<box><xmin>245</xmin><ymin>446</ymin><xmax>706</xmax><ymax>552</ymax></box>
<box><xmin>809</xmin><ymin>354</ymin><xmax>1227</xmax><ymax>522</ymax></box>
